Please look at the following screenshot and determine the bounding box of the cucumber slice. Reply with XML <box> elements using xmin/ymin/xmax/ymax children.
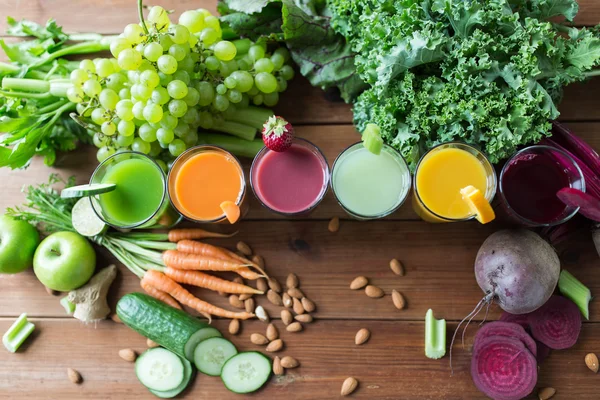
<box><xmin>135</xmin><ymin>348</ymin><xmax>185</xmax><ymax>392</ymax></box>
<box><xmin>194</xmin><ymin>337</ymin><xmax>238</xmax><ymax>376</ymax></box>
<box><xmin>61</xmin><ymin>183</ymin><xmax>116</xmax><ymax>198</ymax></box>
<box><xmin>72</xmin><ymin>197</ymin><xmax>106</xmax><ymax>237</ymax></box>
<box><xmin>184</xmin><ymin>327</ymin><xmax>222</xmax><ymax>362</ymax></box>
<box><xmin>221</xmin><ymin>352</ymin><xmax>271</xmax><ymax>394</ymax></box>
<box><xmin>150</xmin><ymin>357</ymin><xmax>194</xmax><ymax>398</ymax></box>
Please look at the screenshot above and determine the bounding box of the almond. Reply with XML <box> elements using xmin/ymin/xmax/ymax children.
<box><xmin>245</xmin><ymin>298</ymin><xmax>255</xmax><ymax>313</ymax></box>
<box><xmin>250</xmin><ymin>333</ymin><xmax>269</xmax><ymax>345</ymax></box>
<box><xmin>355</xmin><ymin>328</ymin><xmax>370</xmax><ymax>345</ymax></box>
<box><xmin>282</xmin><ymin>293</ymin><xmax>293</xmax><ymax>308</ymax></box>
<box><xmin>266</xmin><ymin>323</ymin><xmax>279</xmax><ymax>341</ymax></box>
<box><xmin>252</xmin><ymin>254</ymin><xmax>265</xmax><ymax>268</ymax></box>
<box><xmin>110</xmin><ymin>314</ymin><xmax>122</xmax><ymax>324</ymax></box>
<box><xmin>217</xmin><ymin>291</ymin><xmax>228</xmax><ymax>297</ymax></box>
<box><xmin>538</xmin><ymin>387</ymin><xmax>556</xmax><ymax>400</ymax></box>
<box><xmin>365</xmin><ymin>285</ymin><xmax>384</xmax><ymax>298</ymax></box>
<box><xmin>392</xmin><ymin>290</ymin><xmax>406</xmax><ymax>310</ymax></box>
<box><xmin>390</xmin><ymin>259</ymin><xmax>404</xmax><ymax>276</ymax></box>
<box><xmin>229</xmin><ymin>295</ymin><xmax>245</xmax><ymax>309</ymax></box>
<box><xmin>301</xmin><ymin>297</ymin><xmax>316</xmax><ymax>313</ymax></box>
<box><xmin>273</xmin><ymin>356</ymin><xmax>284</xmax><ymax>376</ymax></box>
<box><xmin>257</xmin><ymin>278</ymin><xmax>268</xmax><ymax>293</ymax></box>
<box><xmin>328</xmin><ymin>217</ymin><xmax>340</xmax><ymax>233</ymax></box>
<box><xmin>341</xmin><ymin>377</ymin><xmax>358</xmax><ymax>396</ymax></box>
<box><xmin>45</xmin><ymin>286</ymin><xmax>58</xmax><ymax>296</ymax></box>
<box><xmin>268</xmin><ymin>278</ymin><xmax>282</xmax><ymax>293</ymax></box>
<box><xmin>294</xmin><ymin>314</ymin><xmax>313</xmax><ymax>323</ymax></box>
<box><xmin>267</xmin><ymin>290</ymin><xmax>283</xmax><ymax>306</ymax></box>
<box><xmin>266</xmin><ymin>339</ymin><xmax>283</xmax><ymax>352</ymax></box>
<box><xmin>288</xmin><ymin>287</ymin><xmax>305</xmax><ymax>299</ymax></box>
<box><xmin>286</xmin><ymin>273</ymin><xmax>299</xmax><ymax>289</ymax></box>
<box><xmin>350</xmin><ymin>276</ymin><xmax>368</xmax><ymax>290</ymax></box>
<box><xmin>147</xmin><ymin>338</ymin><xmax>159</xmax><ymax>348</ymax></box>
<box><xmin>281</xmin><ymin>309</ymin><xmax>293</xmax><ymax>326</ymax></box>
<box><xmin>233</xmin><ymin>276</ymin><xmax>244</xmax><ymax>285</ymax></box>
<box><xmin>585</xmin><ymin>353</ymin><xmax>599</xmax><ymax>373</ymax></box>
<box><xmin>229</xmin><ymin>319</ymin><xmax>240</xmax><ymax>335</ymax></box>
<box><xmin>286</xmin><ymin>322</ymin><xmax>303</xmax><ymax>332</ymax></box>
<box><xmin>236</xmin><ymin>241</ymin><xmax>252</xmax><ymax>256</ymax></box>
<box><xmin>67</xmin><ymin>368</ymin><xmax>82</xmax><ymax>384</ymax></box>
<box><xmin>293</xmin><ymin>297</ymin><xmax>305</xmax><ymax>315</ymax></box>
<box><xmin>255</xmin><ymin>306</ymin><xmax>270</xmax><ymax>323</ymax></box>
<box><xmin>239</xmin><ymin>293</ymin><xmax>253</xmax><ymax>301</ymax></box>
<box><xmin>118</xmin><ymin>348</ymin><xmax>137</xmax><ymax>362</ymax></box>
<box><xmin>281</xmin><ymin>356</ymin><xmax>299</xmax><ymax>369</ymax></box>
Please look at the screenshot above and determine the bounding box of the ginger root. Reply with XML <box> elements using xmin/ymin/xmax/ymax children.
<box><xmin>67</xmin><ymin>265</ymin><xmax>117</xmax><ymax>323</ymax></box>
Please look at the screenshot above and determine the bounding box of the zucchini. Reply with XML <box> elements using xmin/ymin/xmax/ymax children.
<box><xmin>117</xmin><ymin>293</ymin><xmax>220</xmax><ymax>361</ymax></box>
<box><xmin>135</xmin><ymin>348</ymin><xmax>185</xmax><ymax>392</ymax></box>
<box><xmin>221</xmin><ymin>352</ymin><xmax>271</xmax><ymax>394</ymax></box>
<box><xmin>150</xmin><ymin>356</ymin><xmax>194</xmax><ymax>398</ymax></box>
<box><xmin>194</xmin><ymin>337</ymin><xmax>238</xmax><ymax>376</ymax></box>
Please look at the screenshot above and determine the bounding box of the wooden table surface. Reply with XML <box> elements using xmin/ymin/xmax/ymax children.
<box><xmin>1</xmin><ymin>1</ymin><xmax>599</xmax><ymax>399</ymax></box>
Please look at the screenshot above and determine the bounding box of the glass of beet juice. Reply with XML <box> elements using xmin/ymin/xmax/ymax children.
<box><xmin>499</xmin><ymin>145</ymin><xmax>585</xmax><ymax>227</ymax></box>
<box><xmin>250</xmin><ymin>138</ymin><xmax>329</xmax><ymax>215</ymax></box>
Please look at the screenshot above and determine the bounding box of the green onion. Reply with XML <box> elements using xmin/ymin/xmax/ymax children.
<box><xmin>425</xmin><ymin>309</ymin><xmax>446</xmax><ymax>359</ymax></box>
<box><xmin>558</xmin><ymin>270</ymin><xmax>591</xmax><ymax>320</ymax></box>
<box><xmin>2</xmin><ymin>313</ymin><xmax>35</xmax><ymax>353</ymax></box>
<box><xmin>362</xmin><ymin>123</ymin><xmax>383</xmax><ymax>155</ymax></box>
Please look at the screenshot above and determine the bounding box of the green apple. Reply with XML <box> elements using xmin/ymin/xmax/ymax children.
<box><xmin>0</xmin><ymin>215</ymin><xmax>40</xmax><ymax>274</ymax></box>
<box><xmin>33</xmin><ymin>231</ymin><xmax>96</xmax><ymax>291</ymax></box>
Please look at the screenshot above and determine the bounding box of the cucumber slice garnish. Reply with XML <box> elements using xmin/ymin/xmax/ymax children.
<box><xmin>61</xmin><ymin>183</ymin><xmax>116</xmax><ymax>199</ymax></box>
<box><xmin>194</xmin><ymin>337</ymin><xmax>238</xmax><ymax>376</ymax></box>
<box><xmin>362</xmin><ymin>123</ymin><xmax>383</xmax><ymax>155</ymax></box>
<box><xmin>149</xmin><ymin>357</ymin><xmax>194</xmax><ymax>399</ymax></box>
<box><xmin>135</xmin><ymin>348</ymin><xmax>185</xmax><ymax>392</ymax></box>
<box><xmin>72</xmin><ymin>197</ymin><xmax>106</xmax><ymax>237</ymax></box>
<box><xmin>221</xmin><ymin>352</ymin><xmax>271</xmax><ymax>394</ymax></box>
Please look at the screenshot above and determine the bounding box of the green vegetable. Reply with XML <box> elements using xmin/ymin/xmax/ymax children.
<box><xmin>149</xmin><ymin>356</ymin><xmax>193</xmax><ymax>399</ymax></box>
<box><xmin>61</xmin><ymin>183</ymin><xmax>116</xmax><ymax>199</ymax></box>
<box><xmin>558</xmin><ymin>270</ymin><xmax>591</xmax><ymax>319</ymax></box>
<box><xmin>197</xmin><ymin>133</ymin><xmax>265</xmax><ymax>158</ymax></box>
<box><xmin>68</xmin><ymin>264</ymin><xmax>117</xmax><ymax>323</ymax></box>
<box><xmin>60</xmin><ymin>296</ymin><xmax>75</xmax><ymax>315</ymax></box>
<box><xmin>361</xmin><ymin>123</ymin><xmax>383</xmax><ymax>155</ymax></box>
<box><xmin>425</xmin><ymin>309</ymin><xmax>446</xmax><ymax>359</ymax></box>
<box><xmin>194</xmin><ymin>337</ymin><xmax>238</xmax><ymax>376</ymax></box>
<box><xmin>220</xmin><ymin>352</ymin><xmax>272</xmax><ymax>394</ymax></box>
<box><xmin>2</xmin><ymin>313</ymin><xmax>35</xmax><ymax>353</ymax></box>
<box><xmin>135</xmin><ymin>348</ymin><xmax>185</xmax><ymax>392</ymax></box>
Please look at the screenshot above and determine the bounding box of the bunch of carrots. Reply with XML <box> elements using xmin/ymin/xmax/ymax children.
<box><xmin>104</xmin><ymin>228</ymin><xmax>268</xmax><ymax>322</ymax></box>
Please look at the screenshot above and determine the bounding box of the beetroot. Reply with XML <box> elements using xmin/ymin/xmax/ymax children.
<box><xmin>528</xmin><ymin>295</ymin><xmax>582</xmax><ymax>350</ymax></box>
<box><xmin>471</xmin><ymin>336</ymin><xmax>537</xmax><ymax>400</ymax></box>
<box><xmin>474</xmin><ymin>322</ymin><xmax>536</xmax><ymax>357</ymax></box>
<box><xmin>498</xmin><ymin>312</ymin><xmax>530</xmax><ymax>330</ymax></box>
<box><xmin>557</xmin><ymin>188</ymin><xmax>600</xmax><ymax>222</ymax></box>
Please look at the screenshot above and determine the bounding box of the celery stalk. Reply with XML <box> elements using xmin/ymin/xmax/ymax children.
<box><xmin>198</xmin><ymin>133</ymin><xmax>265</xmax><ymax>158</ymax></box>
<box><xmin>2</xmin><ymin>313</ymin><xmax>35</xmax><ymax>353</ymax></box>
<box><xmin>60</xmin><ymin>296</ymin><xmax>76</xmax><ymax>315</ymax></box>
<box><xmin>425</xmin><ymin>309</ymin><xmax>446</xmax><ymax>359</ymax></box>
<box><xmin>362</xmin><ymin>123</ymin><xmax>383</xmax><ymax>155</ymax></box>
<box><xmin>559</xmin><ymin>270</ymin><xmax>591</xmax><ymax>319</ymax></box>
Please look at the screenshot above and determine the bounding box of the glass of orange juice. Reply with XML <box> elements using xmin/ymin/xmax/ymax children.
<box><xmin>168</xmin><ymin>146</ymin><xmax>247</xmax><ymax>223</ymax></box>
<box><xmin>412</xmin><ymin>142</ymin><xmax>497</xmax><ymax>222</ymax></box>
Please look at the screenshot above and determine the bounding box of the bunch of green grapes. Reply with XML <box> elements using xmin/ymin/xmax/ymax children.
<box><xmin>67</xmin><ymin>6</ymin><xmax>294</xmax><ymax>166</ymax></box>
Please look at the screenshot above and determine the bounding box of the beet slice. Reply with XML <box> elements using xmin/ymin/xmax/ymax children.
<box><xmin>498</xmin><ymin>312</ymin><xmax>530</xmax><ymax>330</ymax></box>
<box><xmin>471</xmin><ymin>336</ymin><xmax>537</xmax><ymax>400</ymax></box>
<box><xmin>528</xmin><ymin>295</ymin><xmax>582</xmax><ymax>350</ymax></box>
<box><xmin>474</xmin><ymin>322</ymin><xmax>537</xmax><ymax>357</ymax></box>
<box><xmin>535</xmin><ymin>340</ymin><xmax>551</xmax><ymax>364</ymax></box>
<box><xmin>557</xmin><ymin>188</ymin><xmax>600</xmax><ymax>222</ymax></box>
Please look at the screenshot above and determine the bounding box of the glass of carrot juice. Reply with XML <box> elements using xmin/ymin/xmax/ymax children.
<box><xmin>168</xmin><ymin>146</ymin><xmax>247</xmax><ymax>223</ymax></box>
<box><xmin>412</xmin><ymin>142</ymin><xmax>497</xmax><ymax>223</ymax></box>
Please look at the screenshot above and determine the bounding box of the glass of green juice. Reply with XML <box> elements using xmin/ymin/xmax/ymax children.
<box><xmin>331</xmin><ymin>142</ymin><xmax>412</xmax><ymax>220</ymax></box>
<box><xmin>90</xmin><ymin>152</ymin><xmax>181</xmax><ymax>229</ymax></box>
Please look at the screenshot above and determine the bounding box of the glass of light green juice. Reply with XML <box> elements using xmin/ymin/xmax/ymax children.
<box><xmin>331</xmin><ymin>142</ymin><xmax>412</xmax><ymax>220</ymax></box>
<box><xmin>90</xmin><ymin>152</ymin><xmax>181</xmax><ymax>229</ymax></box>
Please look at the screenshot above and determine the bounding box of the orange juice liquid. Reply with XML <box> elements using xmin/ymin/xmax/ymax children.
<box><xmin>172</xmin><ymin>151</ymin><xmax>243</xmax><ymax>221</ymax></box>
<box><xmin>415</xmin><ymin>148</ymin><xmax>488</xmax><ymax>221</ymax></box>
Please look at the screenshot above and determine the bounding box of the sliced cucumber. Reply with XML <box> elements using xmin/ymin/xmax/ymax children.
<box><xmin>184</xmin><ymin>327</ymin><xmax>222</xmax><ymax>362</ymax></box>
<box><xmin>150</xmin><ymin>357</ymin><xmax>193</xmax><ymax>399</ymax></box>
<box><xmin>61</xmin><ymin>183</ymin><xmax>116</xmax><ymax>198</ymax></box>
<box><xmin>194</xmin><ymin>337</ymin><xmax>238</xmax><ymax>376</ymax></box>
<box><xmin>72</xmin><ymin>197</ymin><xmax>106</xmax><ymax>237</ymax></box>
<box><xmin>135</xmin><ymin>348</ymin><xmax>185</xmax><ymax>392</ymax></box>
<box><xmin>221</xmin><ymin>352</ymin><xmax>271</xmax><ymax>394</ymax></box>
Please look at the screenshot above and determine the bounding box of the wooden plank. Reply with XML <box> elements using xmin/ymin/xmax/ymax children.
<box><xmin>0</xmin><ymin>318</ymin><xmax>597</xmax><ymax>399</ymax></box>
<box><xmin>0</xmin><ymin>220</ymin><xmax>597</xmax><ymax>321</ymax></box>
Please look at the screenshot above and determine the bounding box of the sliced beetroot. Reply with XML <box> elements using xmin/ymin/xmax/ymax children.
<box><xmin>498</xmin><ymin>312</ymin><xmax>530</xmax><ymax>330</ymax></box>
<box><xmin>557</xmin><ymin>188</ymin><xmax>600</xmax><ymax>222</ymax></box>
<box><xmin>474</xmin><ymin>322</ymin><xmax>537</xmax><ymax>357</ymax></box>
<box><xmin>535</xmin><ymin>340</ymin><xmax>551</xmax><ymax>364</ymax></box>
<box><xmin>471</xmin><ymin>336</ymin><xmax>537</xmax><ymax>400</ymax></box>
<box><xmin>528</xmin><ymin>295</ymin><xmax>582</xmax><ymax>350</ymax></box>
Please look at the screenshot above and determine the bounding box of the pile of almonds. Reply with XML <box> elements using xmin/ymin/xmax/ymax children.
<box><xmin>349</xmin><ymin>258</ymin><xmax>407</xmax><ymax>310</ymax></box>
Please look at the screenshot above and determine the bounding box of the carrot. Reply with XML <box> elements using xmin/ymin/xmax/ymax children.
<box><xmin>140</xmin><ymin>280</ymin><xmax>182</xmax><ymax>310</ymax></box>
<box><xmin>143</xmin><ymin>270</ymin><xmax>254</xmax><ymax>320</ymax></box>
<box><xmin>168</xmin><ymin>228</ymin><xmax>237</xmax><ymax>242</ymax></box>
<box><xmin>163</xmin><ymin>250</ymin><xmax>249</xmax><ymax>271</ymax></box>
<box><xmin>164</xmin><ymin>267</ymin><xmax>263</xmax><ymax>295</ymax></box>
<box><xmin>236</xmin><ymin>267</ymin><xmax>264</xmax><ymax>280</ymax></box>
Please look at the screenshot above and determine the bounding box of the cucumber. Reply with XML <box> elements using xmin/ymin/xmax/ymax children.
<box><xmin>117</xmin><ymin>293</ymin><xmax>220</xmax><ymax>361</ymax></box>
<box><xmin>135</xmin><ymin>348</ymin><xmax>185</xmax><ymax>392</ymax></box>
<box><xmin>72</xmin><ymin>197</ymin><xmax>106</xmax><ymax>237</ymax></box>
<box><xmin>149</xmin><ymin>356</ymin><xmax>194</xmax><ymax>398</ymax></box>
<box><xmin>194</xmin><ymin>337</ymin><xmax>238</xmax><ymax>376</ymax></box>
<box><xmin>221</xmin><ymin>352</ymin><xmax>271</xmax><ymax>394</ymax></box>
<box><xmin>61</xmin><ymin>183</ymin><xmax>116</xmax><ymax>198</ymax></box>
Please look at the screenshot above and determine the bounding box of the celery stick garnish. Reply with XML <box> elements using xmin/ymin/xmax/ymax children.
<box><xmin>559</xmin><ymin>270</ymin><xmax>592</xmax><ymax>320</ymax></box>
<box><xmin>60</xmin><ymin>296</ymin><xmax>76</xmax><ymax>315</ymax></box>
<box><xmin>362</xmin><ymin>123</ymin><xmax>384</xmax><ymax>155</ymax></box>
<box><xmin>2</xmin><ymin>313</ymin><xmax>35</xmax><ymax>353</ymax></box>
<box><xmin>425</xmin><ymin>309</ymin><xmax>446</xmax><ymax>359</ymax></box>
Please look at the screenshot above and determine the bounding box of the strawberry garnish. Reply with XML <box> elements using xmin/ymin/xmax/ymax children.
<box><xmin>262</xmin><ymin>115</ymin><xmax>294</xmax><ymax>152</ymax></box>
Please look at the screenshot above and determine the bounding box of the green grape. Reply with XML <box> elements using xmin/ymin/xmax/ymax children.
<box><xmin>179</xmin><ymin>10</ymin><xmax>204</xmax><ymax>33</ymax></box>
<box><xmin>169</xmin><ymin>139</ymin><xmax>187</xmax><ymax>157</ymax></box>
<box><xmin>169</xmin><ymin>43</ymin><xmax>189</xmax><ymax>62</ymax></box>
<box><xmin>91</xmin><ymin>107</ymin><xmax>108</xmax><ymax>125</ymax></box>
<box><xmin>224</xmin><ymin>76</ymin><xmax>237</xmax><ymax>89</ymax></box>
<box><xmin>133</xmin><ymin>118</ymin><xmax>145</xmax><ymax>127</ymax></box>
<box><xmin>196</xmin><ymin>81</ymin><xmax>215</xmax><ymax>106</ymax></box>
<box><xmin>172</xmin><ymin>70</ymin><xmax>190</xmax><ymax>85</ymax></box>
<box><xmin>83</xmin><ymin>79</ymin><xmax>102</xmax><ymax>97</ymax></box>
<box><xmin>248</xmin><ymin>45</ymin><xmax>265</xmax><ymax>62</ymax></box>
<box><xmin>158</xmin><ymin>71</ymin><xmax>173</xmax><ymax>86</ymax></box>
<box><xmin>198</xmin><ymin>111</ymin><xmax>214</xmax><ymax>129</ymax></box>
<box><xmin>254</xmin><ymin>58</ymin><xmax>274</xmax><ymax>73</ymax></box>
<box><xmin>214</xmin><ymin>41</ymin><xmax>237</xmax><ymax>61</ymax></box>
<box><xmin>205</xmin><ymin>56</ymin><xmax>219</xmax><ymax>70</ymax></box>
<box><xmin>188</xmin><ymin>34</ymin><xmax>199</xmax><ymax>48</ymax></box>
<box><xmin>247</xmin><ymin>85</ymin><xmax>259</xmax><ymax>96</ymax></box>
<box><xmin>160</xmin><ymin>113</ymin><xmax>178</xmax><ymax>130</ymax></box>
<box><xmin>227</xmin><ymin>89</ymin><xmax>242</xmax><ymax>103</ymax></box>
<box><xmin>157</xmin><ymin>55</ymin><xmax>178</xmax><ymax>74</ymax></box>
<box><xmin>254</xmin><ymin>72</ymin><xmax>278</xmax><ymax>93</ymax></box>
<box><xmin>200</xmin><ymin>27</ymin><xmax>218</xmax><ymax>45</ymax></box>
<box><xmin>93</xmin><ymin>132</ymin><xmax>109</xmax><ymax>148</ymax></box>
<box><xmin>118</xmin><ymin>119</ymin><xmax>135</xmax><ymax>136</ymax></box>
<box><xmin>277</xmin><ymin>76</ymin><xmax>288</xmax><ymax>92</ymax></box>
<box><xmin>157</xmin><ymin>128</ymin><xmax>175</xmax><ymax>144</ymax></box>
<box><xmin>178</xmin><ymin>56</ymin><xmax>195</xmax><ymax>73</ymax></box>
<box><xmin>105</xmin><ymin>72</ymin><xmax>128</xmax><ymax>91</ymax></box>
<box><xmin>99</xmin><ymin>89</ymin><xmax>119</xmax><ymax>110</ymax></box>
<box><xmin>155</xmin><ymin>159</ymin><xmax>168</xmax><ymax>173</ymax></box>
<box><xmin>181</xmin><ymin>130</ymin><xmax>198</xmax><ymax>147</ymax></box>
<box><xmin>139</xmin><ymin>123</ymin><xmax>158</xmax><ymax>142</ymax></box>
<box><xmin>149</xmin><ymin>141</ymin><xmax>163</xmax><ymax>157</ymax></box>
<box><xmin>135</xmin><ymin>44</ymin><xmax>145</xmax><ymax>55</ymax></box>
<box><xmin>76</xmin><ymin>103</ymin><xmax>92</xmax><ymax>117</ymax></box>
<box><xmin>204</xmin><ymin>15</ymin><xmax>221</xmax><ymax>32</ymax></box>
<box><xmin>110</xmin><ymin>38</ymin><xmax>131</xmax><ymax>58</ymax></box>
<box><xmin>237</xmin><ymin>59</ymin><xmax>250</xmax><ymax>71</ymax></box>
<box><xmin>140</xmin><ymin>70</ymin><xmax>160</xmax><ymax>88</ymax></box>
<box><xmin>132</xmin><ymin>101</ymin><xmax>146</xmax><ymax>120</ymax></box>
<box><xmin>168</xmin><ymin>99</ymin><xmax>188</xmax><ymax>118</ymax></box>
<box><xmin>252</xmin><ymin>94</ymin><xmax>264</xmax><ymax>106</ymax></box>
<box><xmin>280</xmin><ymin>65</ymin><xmax>295</xmax><ymax>80</ymax></box>
<box><xmin>263</xmin><ymin>92</ymin><xmax>279</xmax><ymax>107</ymax></box>
<box><xmin>274</xmin><ymin>47</ymin><xmax>290</xmax><ymax>61</ymax></box>
<box><xmin>174</xmin><ymin>121</ymin><xmax>190</xmax><ymax>137</ymax></box>
<box><xmin>270</xmin><ymin>53</ymin><xmax>285</xmax><ymax>70</ymax></box>
<box><xmin>95</xmin><ymin>59</ymin><xmax>114</xmax><ymax>77</ymax></box>
<box><xmin>143</xmin><ymin>42</ymin><xmax>163</xmax><ymax>62</ymax></box>
<box><xmin>131</xmin><ymin>84</ymin><xmax>152</xmax><ymax>101</ymax></box>
<box><xmin>148</xmin><ymin>6</ymin><xmax>171</xmax><ymax>31</ymax></box>
<box><xmin>159</xmin><ymin>34</ymin><xmax>174</xmax><ymax>51</ymax></box>
<box><xmin>115</xmin><ymin>133</ymin><xmax>135</xmax><ymax>148</ymax></box>
<box><xmin>213</xmin><ymin>94</ymin><xmax>229</xmax><ymax>111</ymax></box>
<box><xmin>110</xmin><ymin>58</ymin><xmax>122</xmax><ymax>72</ymax></box>
<box><xmin>151</xmin><ymin>86</ymin><xmax>171</xmax><ymax>105</ymax></box>
<box><xmin>238</xmin><ymin>94</ymin><xmax>250</xmax><ymax>108</ymax></box>
<box><xmin>132</xmin><ymin>138</ymin><xmax>151</xmax><ymax>154</ymax></box>
<box><xmin>97</xmin><ymin>146</ymin><xmax>116</xmax><ymax>162</ymax></box>
<box><xmin>230</xmin><ymin>71</ymin><xmax>253</xmax><ymax>93</ymax></box>
<box><xmin>215</xmin><ymin>84</ymin><xmax>226</xmax><ymax>95</ymax></box>
<box><xmin>167</xmin><ymin>80</ymin><xmax>188</xmax><ymax>99</ymax></box>
<box><xmin>158</xmin><ymin>140</ymin><xmax>169</xmax><ymax>149</ymax></box>
<box><xmin>70</xmin><ymin>69</ymin><xmax>88</xmax><ymax>85</ymax></box>
<box><xmin>127</xmin><ymin>70</ymin><xmax>140</xmax><ymax>83</ymax></box>
<box><xmin>119</xmin><ymin>88</ymin><xmax>131</xmax><ymax>99</ymax></box>
<box><xmin>182</xmin><ymin>108</ymin><xmax>199</xmax><ymax>125</ymax></box>
<box><xmin>116</xmin><ymin>100</ymin><xmax>134</xmax><ymax>121</ymax></box>
<box><xmin>124</xmin><ymin>23</ymin><xmax>145</xmax><ymax>44</ymax></box>
<box><xmin>143</xmin><ymin>102</ymin><xmax>163</xmax><ymax>124</ymax></box>
<box><xmin>66</xmin><ymin>86</ymin><xmax>84</xmax><ymax>103</ymax></box>
<box><xmin>79</xmin><ymin>59</ymin><xmax>96</xmax><ymax>73</ymax></box>
<box><xmin>118</xmin><ymin>48</ymin><xmax>142</xmax><ymax>70</ymax></box>
<box><xmin>101</xmin><ymin>121</ymin><xmax>117</xmax><ymax>136</ymax></box>
<box><xmin>219</xmin><ymin>60</ymin><xmax>238</xmax><ymax>77</ymax></box>
<box><xmin>183</xmin><ymin>87</ymin><xmax>200</xmax><ymax>106</ymax></box>
<box><xmin>169</xmin><ymin>25</ymin><xmax>190</xmax><ymax>45</ymax></box>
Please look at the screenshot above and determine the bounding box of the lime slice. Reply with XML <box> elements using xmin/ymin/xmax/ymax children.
<box><xmin>72</xmin><ymin>197</ymin><xmax>107</xmax><ymax>237</ymax></box>
<box><xmin>61</xmin><ymin>183</ymin><xmax>116</xmax><ymax>199</ymax></box>
<box><xmin>362</xmin><ymin>123</ymin><xmax>383</xmax><ymax>155</ymax></box>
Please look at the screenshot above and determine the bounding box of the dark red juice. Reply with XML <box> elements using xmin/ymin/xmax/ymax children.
<box><xmin>501</xmin><ymin>153</ymin><xmax>570</xmax><ymax>223</ymax></box>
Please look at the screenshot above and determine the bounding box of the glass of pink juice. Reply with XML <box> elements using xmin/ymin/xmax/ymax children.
<box><xmin>250</xmin><ymin>138</ymin><xmax>329</xmax><ymax>215</ymax></box>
